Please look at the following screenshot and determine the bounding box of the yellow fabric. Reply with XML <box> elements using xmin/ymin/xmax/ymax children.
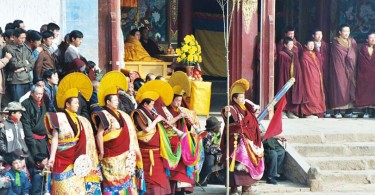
<box><xmin>168</xmin><ymin>71</ymin><xmax>191</xmax><ymax>97</ymax></box>
<box><xmin>65</xmin><ymin>109</ymin><xmax>78</xmax><ymax>125</ymax></box>
<box><xmin>98</xmin><ymin>71</ymin><xmax>128</xmax><ymax>106</ymax></box>
<box><xmin>230</xmin><ymin>78</ymin><xmax>250</xmax><ymax>98</ymax></box>
<box><xmin>172</xmin><ymin>85</ymin><xmax>184</xmax><ymax>96</ymax></box>
<box><xmin>136</xmin><ymin>80</ymin><xmax>173</xmax><ymax>105</ymax></box>
<box><xmin>190</xmin><ymin>81</ymin><xmax>211</xmax><ymax>116</ymax></box>
<box><xmin>136</xmin><ymin>91</ymin><xmax>160</xmax><ymax>104</ymax></box>
<box><xmin>149</xmin><ymin>149</ymin><xmax>154</xmax><ymax>176</ymax></box>
<box><xmin>56</xmin><ymin>73</ymin><xmax>93</xmax><ymax>109</ymax></box>
<box><xmin>338</xmin><ymin>36</ymin><xmax>350</xmax><ymax>48</ymax></box>
<box><xmin>124</xmin><ymin>35</ymin><xmax>163</xmax><ymax>62</ymax></box>
<box><xmin>369</xmin><ymin>45</ymin><xmax>374</xmax><ymax>57</ymax></box>
<box><xmin>195</xmin><ymin>30</ymin><xmax>226</xmax><ymax>77</ymax></box>
<box><xmin>103</xmin><ymin>129</ymin><xmax>121</xmax><ymax>142</ymax></box>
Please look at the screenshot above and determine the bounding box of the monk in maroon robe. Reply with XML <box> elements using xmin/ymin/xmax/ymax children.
<box><xmin>355</xmin><ymin>32</ymin><xmax>375</xmax><ymax>117</ymax></box>
<box><xmin>329</xmin><ymin>24</ymin><xmax>358</xmax><ymax>118</ymax></box>
<box><xmin>300</xmin><ymin>39</ymin><xmax>326</xmax><ymax>117</ymax></box>
<box><xmin>276</xmin><ymin>26</ymin><xmax>303</xmax><ymax>92</ymax></box>
<box><xmin>312</xmin><ymin>29</ymin><xmax>330</xmax><ymax>114</ymax></box>
<box><xmin>278</xmin><ymin>37</ymin><xmax>306</xmax><ymax>118</ymax></box>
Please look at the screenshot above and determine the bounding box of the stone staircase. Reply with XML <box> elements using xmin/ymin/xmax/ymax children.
<box><xmin>286</xmin><ymin>122</ymin><xmax>375</xmax><ymax>193</ymax></box>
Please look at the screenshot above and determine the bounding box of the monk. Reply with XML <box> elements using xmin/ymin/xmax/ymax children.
<box><xmin>312</xmin><ymin>29</ymin><xmax>330</xmax><ymax>117</ymax></box>
<box><xmin>329</xmin><ymin>24</ymin><xmax>358</xmax><ymax>118</ymax></box>
<box><xmin>355</xmin><ymin>32</ymin><xmax>375</xmax><ymax>118</ymax></box>
<box><xmin>124</xmin><ymin>29</ymin><xmax>162</xmax><ymax>62</ymax></box>
<box><xmin>276</xmin><ymin>25</ymin><xmax>303</xmax><ymax>92</ymax></box>
<box><xmin>278</xmin><ymin>37</ymin><xmax>306</xmax><ymax>119</ymax></box>
<box><xmin>300</xmin><ymin>39</ymin><xmax>326</xmax><ymax>118</ymax></box>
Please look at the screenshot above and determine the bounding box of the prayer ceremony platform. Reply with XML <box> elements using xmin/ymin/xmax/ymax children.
<box><xmin>195</xmin><ymin>117</ymin><xmax>375</xmax><ymax>194</ymax></box>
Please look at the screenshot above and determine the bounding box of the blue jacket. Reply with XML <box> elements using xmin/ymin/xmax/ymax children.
<box><xmin>4</xmin><ymin>169</ymin><xmax>31</xmax><ymax>195</ymax></box>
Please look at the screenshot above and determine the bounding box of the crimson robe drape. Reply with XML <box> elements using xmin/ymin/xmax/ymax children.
<box><xmin>355</xmin><ymin>45</ymin><xmax>375</xmax><ymax>107</ymax></box>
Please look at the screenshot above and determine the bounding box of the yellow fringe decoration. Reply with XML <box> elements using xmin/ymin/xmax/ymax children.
<box><xmin>229</xmin><ymin>133</ymin><xmax>239</xmax><ymax>172</ymax></box>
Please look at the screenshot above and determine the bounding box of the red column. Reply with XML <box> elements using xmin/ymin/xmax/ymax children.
<box><xmin>98</xmin><ymin>0</ymin><xmax>111</xmax><ymax>71</ymax></box>
<box><xmin>229</xmin><ymin>1</ymin><xmax>258</xmax><ymax>99</ymax></box>
<box><xmin>178</xmin><ymin>0</ymin><xmax>192</xmax><ymax>44</ymax></box>
<box><xmin>110</xmin><ymin>0</ymin><xmax>120</xmax><ymax>70</ymax></box>
<box><xmin>260</xmin><ymin>0</ymin><xmax>276</xmax><ymax>118</ymax></box>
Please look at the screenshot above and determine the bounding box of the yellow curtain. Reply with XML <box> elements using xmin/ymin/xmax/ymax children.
<box><xmin>195</xmin><ymin>30</ymin><xmax>226</xmax><ymax>77</ymax></box>
<box><xmin>190</xmin><ymin>81</ymin><xmax>212</xmax><ymax>116</ymax></box>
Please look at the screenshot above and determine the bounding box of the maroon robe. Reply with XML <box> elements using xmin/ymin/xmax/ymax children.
<box><xmin>276</xmin><ymin>38</ymin><xmax>303</xmax><ymax>92</ymax></box>
<box><xmin>355</xmin><ymin>45</ymin><xmax>375</xmax><ymax>107</ymax></box>
<box><xmin>300</xmin><ymin>50</ymin><xmax>326</xmax><ymax>115</ymax></box>
<box><xmin>278</xmin><ymin>48</ymin><xmax>307</xmax><ymax>114</ymax></box>
<box><xmin>314</xmin><ymin>41</ymin><xmax>330</xmax><ymax>107</ymax></box>
<box><xmin>329</xmin><ymin>37</ymin><xmax>357</xmax><ymax>109</ymax></box>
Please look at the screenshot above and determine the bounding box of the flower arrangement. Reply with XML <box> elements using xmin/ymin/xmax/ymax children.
<box><xmin>176</xmin><ymin>35</ymin><xmax>202</xmax><ymax>65</ymax></box>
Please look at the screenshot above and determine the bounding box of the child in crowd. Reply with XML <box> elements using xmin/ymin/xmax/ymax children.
<box><xmin>4</xmin><ymin>153</ymin><xmax>31</xmax><ymax>194</ymax></box>
<box><xmin>0</xmin><ymin>155</ymin><xmax>11</xmax><ymax>194</ymax></box>
<box><xmin>30</xmin><ymin>153</ymin><xmax>49</xmax><ymax>195</ymax></box>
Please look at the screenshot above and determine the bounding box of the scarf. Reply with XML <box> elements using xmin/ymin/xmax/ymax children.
<box><xmin>15</xmin><ymin>171</ymin><xmax>20</xmax><ymax>186</ymax></box>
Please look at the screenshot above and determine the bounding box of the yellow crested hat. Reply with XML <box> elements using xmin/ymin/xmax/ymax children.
<box><xmin>136</xmin><ymin>80</ymin><xmax>173</xmax><ymax>105</ymax></box>
<box><xmin>136</xmin><ymin>91</ymin><xmax>160</xmax><ymax>103</ymax></box>
<box><xmin>230</xmin><ymin>78</ymin><xmax>250</xmax><ymax>98</ymax></box>
<box><xmin>98</xmin><ymin>71</ymin><xmax>128</xmax><ymax>106</ymax></box>
<box><xmin>173</xmin><ymin>85</ymin><xmax>185</xmax><ymax>96</ymax></box>
<box><xmin>56</xmin><ymin>73</ymin><xmax>93</xmax><ymax>109</ymax></box>
<box><xmin>168</xmin><ymin>71</ymin><xmax>191</xmax><ymax>97</ymax></box>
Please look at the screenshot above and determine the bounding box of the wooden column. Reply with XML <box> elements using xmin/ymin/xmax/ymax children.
<box><xmin>178</xmin><ymin>0</ymin><xmax>192</xmax><ymax>44</ymax></box>
<box><xmin>317</xmin><ymin>0</ymin><xmax>331</xmax><ymax>42</ymax></box>
<box><xmin>98</xmin><ymin>0</ymin><xmax>112</xmax><ymax>71</ymax></box>
<box><xmin>110</xmin><ymin>0</ymin><xmax>121</xmax><ymax>70</ymax></box>
<box><xmin>229</xmin><ymin>1</ymin><xmax>258</xmax><ymax>99</ymax></box>
<box><xmin>260</xmin><ymin>0</ymin><xmax>276</xmax><ymax>118</ymax></box>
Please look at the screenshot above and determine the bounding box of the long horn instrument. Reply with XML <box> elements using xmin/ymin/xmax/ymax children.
<box><xmin>178</xmin><ymin>107</ymin><xmax>207</xmax><ymax>139</ymax></box>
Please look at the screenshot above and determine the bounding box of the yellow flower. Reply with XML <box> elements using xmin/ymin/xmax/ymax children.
<box><xmin>182</xmin><ymin>44</ymin><xmax>190</xmax><ymax>52</ymax></box>
<box><xmin>181</xmin><ymin>53</ymin><xmax>186</xmax><ymax>59</ymax></box>
<box><xmin>193</xmin><ymin>55</ymin><xmax>198</xmax><ymax>62</ymax></box>
<box><xmin>198</xmin><ymin>56</ymin><xmax>202</xmax><ymax>63</ymax></box>
<box><xmin>177</xmin><ymin>57</ymin><xmax>182</xmax><ymax>62</ymax></box>
<box><xmin>197</xmin><ymin>45</ymin><xmax>201</xmax><ymax>53</ymax></box>
<box><xmin>187</xmin><ymin>54</ymin><xmax>194</xmax><ymax>62</ymax></box>
<box><xmin>189</xmin><ymin>46</ymin><xmax>197</xmax><ymax>54</ymax></box>
<box><xmin>184</xmin><ymin>35</ymin><xmax>191</xmax><ymax>44</ymax></box>
<box><xmin>176</xmin><ymin>48</ymin><xmax>181</xmax><ymax>55</ymax></box>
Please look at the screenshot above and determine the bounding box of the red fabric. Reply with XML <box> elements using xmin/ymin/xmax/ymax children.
<box><xmin>53</xmin><ymin>122</ymin><xmax>87</xmax><ymax>173</ymax></box>
<box><xmin>153</xmin><ymin>98</ymin><xmax>167</xmax><ymax>119</ymax></box>
<box><xmin>263</xmin><ymin>96</ymin><xmax>286</xmax><ymax>141</ymax></box>
<box><xmin>329</xmin><ymin>37</ymin><xmax>357</xmax><ymax>108</ymax></box>
<box><xmin>314</xmin><ymin>41</ymin><xmax>330</xmax><ymax>107</ymax></box>
<box><xmin>9</xmin><ymin>116</ymin><xmax>18</xmax><ymax>124</ymax></box>
<box><xmin>36</xmin><ymin>101</ymin><xmax>42</xmax><ymax>107</ymax></box>
<box><xmin>220</xmin><ymin>102</ymin><xmax>261</xmax><ymax>166</ymax></box>
<box><xmin>276</xmin><ymin>38</ymin><xmax>303</xmax><ymax>57</ymax></box>
<box><xmin>278</xmin><ymin>48</ymin><xmax>307</xmax><ymax>114</ymax></box>
<box><xmin>138</xmin><ymin>129</ymin><xmax>169</xmax><ymax>189</ymax></box>
<box><xmin>103</xmin><ymin>116</ymin><xmax>130</xmax><ymax>158</ymax></box>
<box><xmin>355</xmin><ymin>45</ymin><xmax>375</xmax><ymax>107</ymax></box>
<box><xmin>33</xmin><ymin>134</ymin><xmax>46</xmax><ymax>140</ymax></box>
<box><xmin>300</xmin><ymin>50</ymin><xmax>326</xmax><ymax>115</ymax></box>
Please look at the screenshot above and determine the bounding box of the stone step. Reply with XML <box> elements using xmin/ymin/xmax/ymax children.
<box><xmin>193</xmin><ymin>180</ymin><xmax>310</xmax><ymax>194</ymax></box>
<box><xmin>292</xmin><ymin>142</ymin><xmax>375</xmax><ymax>157</ymax></box>
<box><xmin>286</xmin><ymin>133</ymin><xmax>375</xmax><ymax>144</ymax></box>
<box><xmin>319</xmin><ymin>170</ymin><xmax>375</xmax><ymax>184</ymax></box>
<box><xmin>306</xmin><ymin>156</ymin><xmax>375</xmax><ymax>170</ymax></box>
<box><xmin>320</xmin><ymin>183</ymin><xmax>375</xmax><ymax>193</ymax></box>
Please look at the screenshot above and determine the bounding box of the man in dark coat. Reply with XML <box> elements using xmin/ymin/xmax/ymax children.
<box><xmin>20</xmin><ymin>84</ymin><xmax>48</xmax><ymax>166</ymax></box>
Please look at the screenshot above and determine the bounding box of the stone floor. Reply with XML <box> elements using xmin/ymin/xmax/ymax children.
<box><xmin>194</xmin><ymin>116</ymin><xmax>375</xmax><ymax>194</ymax></box>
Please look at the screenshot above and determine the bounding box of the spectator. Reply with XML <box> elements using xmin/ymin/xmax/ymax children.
<box><xmin>124</xmin><ymin>29</ymin><xmax>162</xmax><ymax>62</ymax></box>
<box><xmin>46</xmin><ymin>23</ymin><xmax>60</xmax><ymax>52</ymax></box>
<box><xmin>133</xmin><ymin>77</ymin><xmax>144</xmax><ymax>95</ymax></box>
<box><xmin>19</xmin><ymin>77</ymin><xmax>45</xmax><ymax>103</ymax></box>
<box><xmin>53</xmin><ymin>33</ymin><xmax>70</xmax><ymax>77</ymax></box>
<box><xmin>0</xmin><ymin>155</ymin><xmax>11</xmax><ymax>194</ymax></box>
<box><xmin>118</xmin><ymin>82</ymin><xmax>136</xmax><ymax>115</ymax></box>
<box><xmin>200</xmin><ymin>117</ymin><xmax>223</xmax><ymax>186</ymax></box>
<box><xmin>42</xmin><ymin>69</ymin><xmax>58</xmax><ymax>112</ymax></box>
<box><xmin>4</xmin><ymin>23</ymin><xmax>14</xmax><ymax>31</ymax></box>
<box><xmin>30</xmin><ymin>153</ymin><xmax>49</xmax><ymax>195</ymax></box>
<box><xmin>0</xmin><ymin>52</ymin><xmax>12</xmax><ymax>111</ymax></box>
<box><xmin>39</xmin><ymin>24</ymin><xmax>47</xmax><ymax>33</ymax></box>
<box><xmin>2</xmin><ymin>30</ymin><xmax>14</xmax><ymax>45</ymax></box>
<box><xmin>34</xmin><ymin>31</ymin><xmax>55</xmax><ymax>78</ymax></box>
<box><xmin>155</xmin><ymin>75</ymin><xmax>166</xmax><ymax>81</ymax></box>
<box><xmin>25</xmin><ymin>30</ymin><xmax>42</xmax><ymax>61</ymax></box>
<box><xmin>0</xmin><ymin>102</ymin><xmax>29</xmax><ymax>162</ymax></box>
<box><xmin>3</xmin><ymin>28</ymin><xmax>34</xmax><ymax>102</ymax></box>
<box><xmin>263</xmin><ymin>136</ymin><xmax>287</xmax><ymax>185</ymax></box>
<box><xmin>145</xmin><ymin>73</ymin><xmax>155</xmax><ymax>82</ymax></box>
<box><xmin>13</xmin><ymin>20</ymin><xmax>25</xmax><ymax>30</ymax></box>
<box><xmin>20</xmin><ymin>85</ymin><xmax>48</xmax><ymax>167</ymax></box>
<box><xmin>63</xmin><ymin>30</ymin><xmax>88</xmax><ymax>76</ymax></box>
<box><xmin>4</xmin><ymin>153</ymin><xmax>31</xmax><ymax>194</ymax></box>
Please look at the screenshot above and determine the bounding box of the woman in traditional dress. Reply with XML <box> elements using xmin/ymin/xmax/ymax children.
<box><xmin>91</xmin><ymin>71</ymin><xmax>143</xmax><ymax>194</ymax></box>
<box><xmin>131</xmin><ymin>80</ymin><xmax>181</xmax><ymax>195</ymax></box>
<box><xmin>44</xmin><ymin>73</ymin><xmax>102</xmax><ymax>194</ymax></box>
<box><xmin>221</xmin><ymin>79</ymin><xmax>265</xmax><ymax>195</ymax></box>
